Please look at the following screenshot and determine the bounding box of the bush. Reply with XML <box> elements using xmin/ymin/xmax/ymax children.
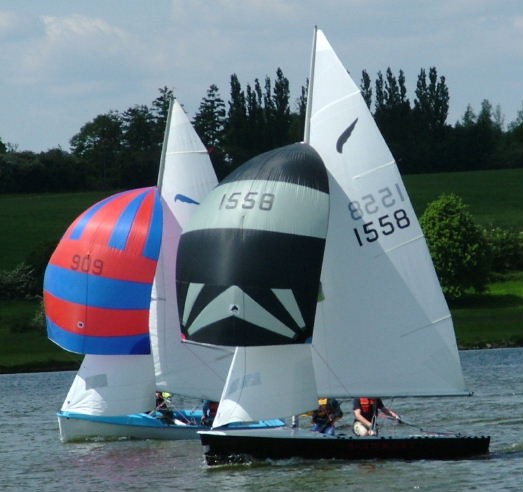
<box><xmin>29</xmin><ymin>300</ymin><xmax>46</xmax><ymax>333</ymax></box>
<box><xmin>0</xmin><ymin>263</ymin><xmax>38</xmax><ymax>300</ymax></box>
<box><xmin>24</xmin><ymin>240</ymin><xmax>57</xmax><ymax>296</ymax></box>
<box><xmin>420</xmin><ymin>193</ymin><xmax>491</xmax><ymax>299</ymax></box>
<box><xmin>483</xmin><ymin>227</ymin><xmax>523</xmax><ymax>273</ymax></box>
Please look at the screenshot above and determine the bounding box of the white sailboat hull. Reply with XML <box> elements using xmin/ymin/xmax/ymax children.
<box><xmin>57</xmin><ymin>411</ymin><xmax>285</xmax><ymax>443</ymax></box>
<box><xmin>58</xmin><ymin>411</ymin><xmax>202</xmax><ymax>442</ymax></box>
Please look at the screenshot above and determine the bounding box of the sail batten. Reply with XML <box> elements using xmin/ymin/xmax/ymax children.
<box><xmin>310</xmin><ymin>89</ymin><xmax>361</xmax><ymax>121</ymax></box>
<box><xmin>352</xmin><ymin>159</ymin><xmax>397</xmax><ymax>179</ymax></box>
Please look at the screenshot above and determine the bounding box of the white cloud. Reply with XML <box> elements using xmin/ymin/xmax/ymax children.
<box><xmin>0</xmin><ymin>0</ymin><xmax>521</xmax><ymax>151</ymax></box>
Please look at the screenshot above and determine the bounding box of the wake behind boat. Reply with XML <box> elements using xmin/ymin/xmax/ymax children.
<box><xmin>190</xmin><ymin>28</ymin><xmax>490</xmax><ymax>463</ymax></box>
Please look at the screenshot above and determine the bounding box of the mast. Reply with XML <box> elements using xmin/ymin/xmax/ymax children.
<box><xmin>303</xmin><ymin>26</ymin><xmax>317</xmax><ymax>144</ymax></box>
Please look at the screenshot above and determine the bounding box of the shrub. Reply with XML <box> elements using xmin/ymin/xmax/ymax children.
<box><xmin>420</xmin><ymin>193</ymin><xmax>491</xmax><ymax>299</ymax></box>
<box><xmin>0</xmin><ymin>263</ymin><xmax>37</xmax><ymax>299</ymax></box>
<box><xmin>483</xmin><ymin>227</ymin><xmax>523</xmax><ymax>273</ymax></box>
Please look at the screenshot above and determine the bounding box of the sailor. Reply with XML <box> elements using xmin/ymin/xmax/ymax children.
<box><xmin>311</xmin><ymin>398</ymin><xmax>343</xmax><ymax>435</ymax></box>
<box><xmin>155</xmin><ymin>391</ymin><xmax>174</xmax><ymax>424</ymax></box>
<box><xmin>353</xmin><ymin>397</ymin><xmax>399</xmax><ymax>436</ymax></box>
<box><xmin>201</xmin><ymin>400</ymin><xmax>219</xmax><ymax>427</ymax></box>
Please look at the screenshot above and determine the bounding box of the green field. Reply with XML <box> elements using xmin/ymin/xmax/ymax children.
<box><xmin>0</xmin><ymin>190</ymin><xmax>113</xmax><ymax>271</ymax></box>
<box><xmin>403</xmin><ymin>167</ymin><xmax>522</xmax><ymax>229</ymax></box>
<box><xmin>0</xmin><ymin>168</ymin><xmax>522</xmax><ymax>372</ymax></box>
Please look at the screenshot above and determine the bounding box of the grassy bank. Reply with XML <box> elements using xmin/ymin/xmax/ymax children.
<box><xmin>0</xmin><ymin>300</ymin><xmax>82</xmax><ymax>373</ymax></box>
<box><xmin>1</xmin><ymin>271</ymin><xmax>522</xmax><ymax>373</ymax></box>
<box><xmin>1</xmin><ymin>169</ymin><xmax>521</xmax><ymax>272</ymax></box>
<box><xmin>0</xmin><ymin>190</ymin><xmax>113</xmax><ymax>271</ymax></box>
<box><xmin>450</xmin><ymin>272</ymin><xmax>523</xmax><ymax>349</ymax></box>
<box><xmin>0</xmin><ymin>168</ymin><xmax>522</xmax><ymax>373</ymax></box>
<box><xmin>404</xmin><ymin>167</ymin><xmax>522</xmax><ymax>229</ymax></box>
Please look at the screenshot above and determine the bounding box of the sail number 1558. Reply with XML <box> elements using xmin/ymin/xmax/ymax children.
<box><xmin>219</xmin><ymin>192</ymin><xmax>275</xmax><ymax>211</ymax></box>
<box><xmin>353</xmin><ymin>210</ymin><xmax>410</xmax><ymax>246</ymax></box>
<box><xmin>348</xmin><ymin>184</ymin><xmax>411</xmax><ymax>246</ymax></box>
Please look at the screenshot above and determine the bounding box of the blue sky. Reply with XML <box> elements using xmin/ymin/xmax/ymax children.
<box><xmin>1</xmin><ymin>0</ymin><xmax>522</xmax><ymax>152</ymax></box>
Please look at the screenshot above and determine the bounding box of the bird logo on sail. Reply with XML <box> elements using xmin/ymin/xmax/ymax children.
<box><xmin>174</xmin><ymin>194</ymin><xmax>199</xmax><ymax>205</ymax></box>
<box><xmin>336</xmin><ymin>118</ymin><xmax>358</xmax><ymax>153</ymax></box>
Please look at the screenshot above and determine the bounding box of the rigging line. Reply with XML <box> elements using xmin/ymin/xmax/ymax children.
<box><xmin>310</xmin><ymin>343</ymin><xmax>352</xmax><ymax>397</ymax></box>
<box><xmin>183</xmin><ymin>343</ymin><xmax>231</xmax><ymax>383</ymax></box>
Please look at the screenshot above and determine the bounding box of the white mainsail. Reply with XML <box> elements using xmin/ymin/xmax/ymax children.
<box><xmin>149</xmin><ymin>99</ymin><xmax>233</xmax><ymax>400</ymax></box>
<box><xmin>309</xmin><ymin>29</ymin><xmax>467</xmax><ymax>397</ymax></box>
<box><xmin>212</xmin><ymin>29</ymin><xmax>468</xmax><ymax>428</ymax></box>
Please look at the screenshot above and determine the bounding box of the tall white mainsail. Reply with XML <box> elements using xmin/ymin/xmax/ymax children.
<box><xmin>149</xmin><ymin>99</ymin><xmax>233</xmax><ymax>400</ymax></box>
<box><xmin>309</xmin><ymin>29</ymin><xmax>467</xmax><ymax>397</ymax></box>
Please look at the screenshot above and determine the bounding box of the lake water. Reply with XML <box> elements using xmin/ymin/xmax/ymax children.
<box><xmin>1</xmin><ymin>348</ymin><xmax>521</xmax><ymax>491</ymax></box>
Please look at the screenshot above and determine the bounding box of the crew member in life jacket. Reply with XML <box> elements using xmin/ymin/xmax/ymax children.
<box><xmin>155</xmin><ymin>391</ymin><xmax>174</xmax><ymax>424</ymax></box>
<box><xmin>311</xmin><ymin>398</ymin><xmax>343</xmax><ymax>435</ymax></box>
<box><xmin>201</xmin><ymin>400</ymin><xmax>219</xmax><ymax>427</ymax></box>
<box><xmin>353</xmin><ymin>397</ymin><xmax>399</xmax><ymax>436</ymax></box>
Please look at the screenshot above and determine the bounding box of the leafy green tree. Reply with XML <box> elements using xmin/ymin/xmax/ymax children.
<box><xmin>70</xmin><ymin>111</ymin><xmax>123</xmax><ymax>188</ymax></box>
<box><xmin>410</xmin><ymin>67</ymin><xmax>451</xmax><ymax>173</ymax></box>
<box><xmin>420</xmin><ymin>193</ymin><xmax>491</xmax><ymax>299</ymax></box>
<box><xmin>269</xmin><ymin>68</ymin><xmax>291</xmax><ymax>148</ymax></box>
<box><xmin>151</xmin><ymin>86</ymin><xmax>174</xmax><ymax>144</ymax></box>
<box><xmin>414</xmin><ymin>67</ymin><xmax>449</xmax><ymax>130</ymax></box>
<box><xmin>374</xmin><ymin>70</ymin><xmax>385</xmax><ymax>114</ymax></box>
<box><xmin>501</xmin><ymin>101</ymin><xmax>523</xmax><ymax>168</ymax></box>
<box><xmin>360</xmin><ymin>70</ymin><xmax>372</xmax><ymax>109</ymax></box>
<box><xmin>223</xmin><ymin>69</ymin><xmax>293</xmax><ymax>170</ymax></box>
<box><xmin>451</xmin><ymin>99</ymin><xmax>503</xmax><ymax>171</ymax></box>
<box><xmin>224</xmin><ymin>74</ymin><xmax>249</xmax><ymax>168</ymax></box>
<box><xmin>289</xmin><ymin>81</ymin><xmax>307</xmax><ymax>142</ymax></box>
<box><xmin>460</xmin><ymin>105</ymin><xmax>477</xmax><ymax>127</ymax></box>
<box><xmin>373</xmin><ymin>68</ymin><xmax>413</xmax><ymax>172</ymax></box>
<box><xmin>192</xmin><ymin>84</ymin><xmax>227</xmax><ymax>179</ymax></box>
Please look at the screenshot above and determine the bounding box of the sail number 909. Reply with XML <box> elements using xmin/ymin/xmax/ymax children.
<box><xmin>219</xmin><ymin>192</ymin><xmax>275</xmax><ymax>211</ymax></box>
<box><xmin>71</xmin><ymin>254</ymin><xmax>104</xmax><ymax>275</ymax></box>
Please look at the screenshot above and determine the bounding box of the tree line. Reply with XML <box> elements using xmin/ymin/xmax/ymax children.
<box><xmin>0</xmin><ymin>66</ymin><xmax>522</xmax><ymax>194</ymax></box>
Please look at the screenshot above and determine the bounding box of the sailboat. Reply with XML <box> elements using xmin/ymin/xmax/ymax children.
<box><xmin>44</xmin><ymin>98</ymin><xmax>284</xmax><ymax>441</ymax></box>
<box><xmin>186</xmin><ymin>29</ymin><xmax>490</xmax><ymax>462</ymax></box>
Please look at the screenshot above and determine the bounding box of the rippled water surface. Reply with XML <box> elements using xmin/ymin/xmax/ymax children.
<box><xmin>1</xmin><ymin>348</ymin><xmax>521</xmax><ymax>491</ymax></box>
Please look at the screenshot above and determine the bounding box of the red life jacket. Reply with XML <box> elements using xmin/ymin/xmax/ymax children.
<box><xmin>359</xmin><ymin>397</ymin><xmax>377</xmax><ymax>414</ymax></box>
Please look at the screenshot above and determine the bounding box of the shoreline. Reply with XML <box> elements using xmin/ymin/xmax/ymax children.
<box><xmin>2</xmin><ymin>342</ymin><xmax>521</xmax><ymax>375</ymax></box>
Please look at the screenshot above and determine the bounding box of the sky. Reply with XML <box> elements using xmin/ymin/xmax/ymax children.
<box><xmin>0</xmin><ymin>0</ymin><xmax>522</xmax><ymax>152</ymax></box>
